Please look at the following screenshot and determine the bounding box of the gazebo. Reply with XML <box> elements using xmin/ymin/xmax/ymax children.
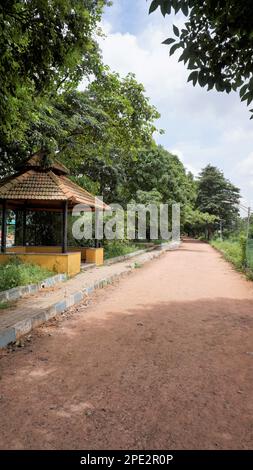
<box><xmin>0</xmin><ymin>151</ymin><xmax>108</xmax><ymax>276</ymax></box>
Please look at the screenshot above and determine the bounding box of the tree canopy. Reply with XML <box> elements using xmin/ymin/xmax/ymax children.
<box><xmin>0</xmin><ymin>71</ymin><xmax>160</xmax><ymax>184</ymax></box>
<box><xmin>196</xmin><ymin>164</ymin><xmax>240</xmax><ymax>237</ymax></box>
<box><xmin>0</xmin><ymin>0</ymin><xmax>108</xmax><ymax>141</ymax></box>
<box><xmin>121</xmin><ymin>145</ymin><xmax>195</xmax><ymax>208</ymax></box>
<box><xmin>148</xmin><ymin>0</ymin><xmax>253</xmax><ymax>117</ymax></box>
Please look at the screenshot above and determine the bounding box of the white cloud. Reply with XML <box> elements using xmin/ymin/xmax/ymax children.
<box><xmin>170</xmin><ymin>147</ymin><xmax>199</xmax><ymax>176</ymax></box>
<box><xmin>238</xmin><ymin>153</ymin><xmax>253</xmax><ymax>177</ymax></box>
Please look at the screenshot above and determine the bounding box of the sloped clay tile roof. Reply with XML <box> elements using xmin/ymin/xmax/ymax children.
<box><xmin>0</xmin><ymin>153</ymin><xmax>108</xmax><ymax>210</ymax></box>
<box><xmin>25</xmin><ymin>153</ymin><xmax>70</xmax><ymax>175</ymax></box>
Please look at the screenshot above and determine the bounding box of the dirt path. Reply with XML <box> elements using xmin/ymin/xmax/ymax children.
<box><xmin>0</xmin><ymin>240</ymin><xmax>253</xmax><ymax>450</ymax></box>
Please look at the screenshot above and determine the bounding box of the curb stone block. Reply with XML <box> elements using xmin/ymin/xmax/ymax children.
<box><xmin>0</xmin><ymin>274</ymin><xmax>67</xmax><ymax>303</ymax></box>
<box><xmin>7</xmin><ymin>287</ymin><xmax>21</xmax><ymax>301</ymax></box>
<box><xmin>0</xmin><ymin>292</ymin><xmax>6</xmax><ymax>302</ymax></box>
<box><xmin>65</xmin><ymin>295</ymin><xmax>75</xmax><ymax>308</ymax></box>
<box><xmin>55</xmin><ymin>300</ymin><xmax>67</xmax><ymax>314</ymax></box>
<box><xmin>73</xmin><ymin>292</ymin><xmax>83</xmax><ymax>303</ymax></box>
<box><xmin>20</xmin><ymin>286</ymin><xmax>29</xmax><ymax>296</ymax></box>
<box><xmin>28</xmin><ymin>284</ymin><xmax>38</xmax><ymax>294</ymax></box>
<box><xmin>44</xmin><ymin>310</ymin><xmax>54</xmax><ymax>321</ymax></box>
<box><xmin>86</xmin><ymin>286</ymin><xmax>94</xmax><ymax>295</ymax></box>
<box><xmin>0</xmin><ymin>328</ymin><xmax>16</xmax><ymax>348</ymax></box>
<box><xmin>31</xmin><ymin>312</ymin><xmax>47</xmax><ymax>328</ymax></box>
<box><xmin>14</xmin><ymin>318</ymin><xmax>32</xmax><ymax>339</ymax></box>
<box><xmin>45</xmin><ymin>306</ymin><xmax>57</xmax><ymax>321</ymax></box>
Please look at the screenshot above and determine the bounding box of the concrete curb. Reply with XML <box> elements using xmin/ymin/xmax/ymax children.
<box><xmin>0</xmin><ymin>273</ymin><xmax>67</xmax><ymax>304</ymax></box>
<box><xmin>104</xmin><ymin>241</ymin><xmax>180</xmax><ymax>265</ymax></box>
<box><xmin>104</xmin><ymin>245</ymin><xmax>158</xmax><ymax>266</ymax></box>
<box><xmin>0</xmin><ymin>242</ymin><xmax>181</xmax><ymax>349</ymax></box>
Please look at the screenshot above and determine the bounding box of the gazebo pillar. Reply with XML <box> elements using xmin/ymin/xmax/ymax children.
<box><xmin>1</xmin><ymin>199</ymin><xmax>7</xmax><ymax>253</ymax></box>
<box><xmin>22</xmin><ymin>205</ymin><xmax>27</xmax><ymax>247</ymax></box>
<box><xmin>62</xmin><ymin>201</ymin><xmax>68</xmax><ymax>254</ymax></box>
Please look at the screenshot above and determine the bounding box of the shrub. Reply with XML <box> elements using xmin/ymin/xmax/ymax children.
<box><xmin>104</xmin><ymin>241</ymin><xmax>139</xmax><ymax>260</ymax></box>
<box><xmin>0</xmin><ymin>257</ymin><xmax>54</xmax><ymax>292</ymax></box>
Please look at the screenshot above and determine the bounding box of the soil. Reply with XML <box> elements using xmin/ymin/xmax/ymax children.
<box><xmin>0</xmin><ymin>240</ymin><xmax>253</xmax><ymax>450</ymax></box>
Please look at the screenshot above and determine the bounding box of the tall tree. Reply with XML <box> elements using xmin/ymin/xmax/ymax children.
<box><xmin>122</xmin><ymin>145</ymin><xmax>195</xmax><ymax>209</ymax></box>
<box><xmin>196</xmin><ymin>165</ymin><xmax>240</xmax><ymax>237</ymax></box>
<box><xmin>0</xmin><ymin>72</ymin><xmax>161</xmax><ymax>203</ymax></box>
<box><xmin>148</xmin><ymin>0</ymin><xmax>253</xmax><ymax>117</ymax></box>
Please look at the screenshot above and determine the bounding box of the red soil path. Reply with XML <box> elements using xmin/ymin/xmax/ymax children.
<box><xmin>0</xmin><ymin>240</ymin><xmax>253</xmax><ymax>450</ymax></box>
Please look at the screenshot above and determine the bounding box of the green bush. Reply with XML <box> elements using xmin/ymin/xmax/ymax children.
<box><xmin>104</xmin><ymin>241</ymin><xmax>139</xmax><ymax>260</ymax></box>
<box><xmin>0</xmin><ymin>257</ymin><xmax>54</xmax><ymax>292</ymax></box>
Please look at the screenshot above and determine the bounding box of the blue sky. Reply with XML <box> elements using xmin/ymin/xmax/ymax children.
<box><xmin>98</xmin><ymin>0</ymin><xmax>253</xmax><ymax>210</ymax></box>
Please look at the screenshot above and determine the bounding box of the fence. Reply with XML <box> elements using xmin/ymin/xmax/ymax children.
<box><xmin>246</xmin><ymin>239</ymin><xmax>253</xmax><ymax>269</ymax></box>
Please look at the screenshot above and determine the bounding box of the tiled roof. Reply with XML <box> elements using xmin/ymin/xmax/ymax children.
<box><xmin>25</xmin><ymin>153</ymin><xmax>70</xmax><ymax>175</ymax></box>
<box><xmin>0</xmin><ymin>156</ymin><xmax>108</xmax><ymax>210</ymax></box>
<box><xmin>0</xmin><ymin>171</ymin><xmax>66</xmax><ymax>201</ymax></box>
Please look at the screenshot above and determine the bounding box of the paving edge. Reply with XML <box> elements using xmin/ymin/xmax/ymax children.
<box><xmin>0</xmin><ymin>273</ymin><xmax>67</xmax><ymax>303</ymax></box>
<box><xmin>0</xmin><ymin>242</ymin><xmax>181</xmax><ymax>349</ymax></box>
<box><xmin>104</xmin><ymin>241</ymin><xmax>181</xmax><ymax>265</ymax></box>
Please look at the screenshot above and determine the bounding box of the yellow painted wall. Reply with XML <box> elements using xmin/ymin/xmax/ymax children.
<box><xmin>86</xmin><ymin>248</ymin><xmax>104</xmax><ymax>266</ymax></box>
<box><xmin>66</xmin><ymin>252</ymin><xmax>81</xmax><ymax>277</ymax></box>
<box><xmin>0</xmin><ymin>252</ymin><xmax>81</xmax><ymax>276</ymax></box>
<box><xmin>26</xmin><ymin>246</ymin><xmax>62</xmax><ymax>254</ymax></box>
<box><xmin>7</xmin><ymin>245</ymin><xmax>87</xmax><ymax>260</ymax></box>
<box><xmin>6</xmin><ymin>246</ymin><xmax>26</xmax><ymax>254</ymax></box>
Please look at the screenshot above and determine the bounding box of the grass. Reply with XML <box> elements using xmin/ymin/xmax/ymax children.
<box><xmin>0</xmin><ymin>301</ymin><xmax>11</xmax><ymax>310</ymax></box>
<box><xmin>104</xmin><ymin>241</ymin><xmax>140</xmax><ymax>260</ymax></box>
<box><xmin>0</xmin><ymin>300</ymin><xmax>14</xmax><ymax>310</ymax></box>
<box><xmin>211</xmin><ymin>239</ymin><xmax>245</xmax><ymax>271</ymax></box>
<box><xmin>0</xmin><ymin>257</ymin><xmax>54</xmax><ymax>292</ymax></box>
<box><xmin>211</xmin><ymin>238</ymin><xmax>253</xmax><ymax>281</ymax></box>
<box><xmin>134</xmin><ymin>262</ymin><xmax>142</xmax><ymax>269</ymax></box>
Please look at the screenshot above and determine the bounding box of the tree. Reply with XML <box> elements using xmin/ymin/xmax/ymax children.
<box><xmin>183</xmin><ymin>206</ymin><xmax>217</xmax><ymax>238</ymax></box>
<box><xmin>148</xmin><ymin>0</ymin><xmax>253</xmax><ymax>117</ymax></box>
<box><xmin>0</xmin><ymin>0</ymin><xmax>109</xmax><ymax>141</ymax></box>
<box><xmin>121</xmin><ymin>145</ymin><xmax>196</xmax><ymax>210</ymax></box>
<box><xmin>196</xmin><ymin>165</ymin><xmax>240</xmax><ymax>238</ymax></box>
<box><xmin>0</xmin><ymin>72</ymin><xmax>161</xmax><ymax>205</ymax></box>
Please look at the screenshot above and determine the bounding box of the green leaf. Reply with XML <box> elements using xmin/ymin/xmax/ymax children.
<box><xmin>173</xmin><ymin>24</ymin><xmax>180</xmax><ymax>37</ymax></box>
<box><xmin>170</xmin><ymin>43</ymin><xmax>182</xmax><ymax>55</ymax></box>
<box><xmin>241</xmin><ymin>91</ymin><xmax>250</xmax><ymax>102</ymax></box>
<box><xmin>187</xmin><ymin>71</ymin><xmax>198</xmax><ymax>86</ymax></box>
<box><xmin>198</xmin><ymin>72</ymin><xmax>207</xmax><ymax>87</ymax></box>
<box><xmin>247</xmin><ymin>94</ymin><xmax>253</xmax><ymax>106</ymax></box>
<box><xmin>162</xmin><ymin>37</ymin><xmax>176</xmax><ymax>45</ymax></box>
<box><xmin>149</xmin><ymin>0</ymin><xmax>160</xmax><ymax>14</ymax></box>
<box><xmin>173</xmin><ymin>2</ymin><xmax>181</xmax><ymax>14</ymax></box>
<box><xmin>181</xmin><ymin>3</ymin><xmax>189</xmax><ymax>16</ymax></box>
<box><xmin>207</xmin><ymin>81</ymin><xmax>215</xmax><ymax>91</ymax></box>
<box><xmin>240</xmin><ymin>84</ymin><xmax>248</xmax><ymax>98</ymax></box>
<box><xmin>160</xmin><ymin>0</ymin><xmax>172</xmax><ymax>16</ymax></box>
<box><xmin>215</xmin><ymin>81</ymin><xmax>225</xmax><ymax>92</ymax></box>
<box><xmin>188</xmin><ymin>59</ymin><xmax>198</xmax><ymax>70</ymax></box>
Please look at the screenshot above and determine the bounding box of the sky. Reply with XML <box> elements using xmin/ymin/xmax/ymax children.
<box><xmin>97</xmin><ymin>0</ymin><xmax>253</xmax><ymax>210</ymax></box>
